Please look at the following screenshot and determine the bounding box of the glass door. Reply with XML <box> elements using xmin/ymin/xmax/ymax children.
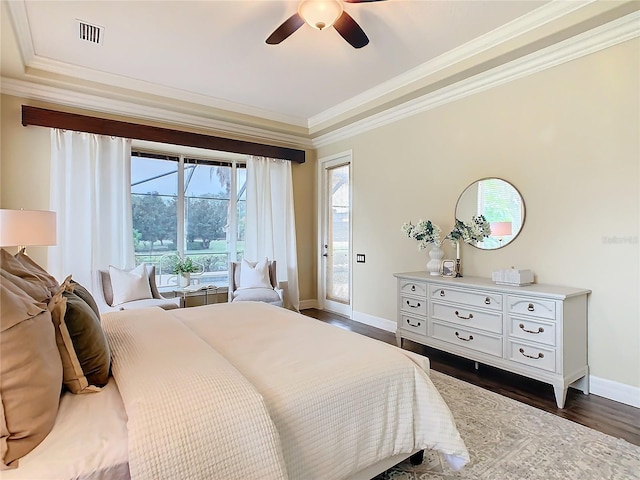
<box><xmin>321</xmin><ymin>156</ymin><xmax>351</xmax><ymax>317</ymax></box>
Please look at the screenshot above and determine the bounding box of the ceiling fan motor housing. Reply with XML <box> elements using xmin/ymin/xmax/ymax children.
<box><xmin>298</xmin><ymin>0</ymin><xmax>344</xmax><ymax>31</ymax></box>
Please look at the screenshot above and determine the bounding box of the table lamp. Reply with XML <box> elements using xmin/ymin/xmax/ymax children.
<box><xmin>0</xmin><ymin>209</ymin><xmax>57</xmax><ymax>253</ymax></box>
<box><xmin>490</xmin><ymin>221</ymin><xmax>512</xmax><ymax>245</ymax></box>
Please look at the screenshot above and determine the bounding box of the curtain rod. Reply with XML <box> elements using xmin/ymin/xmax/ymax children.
<box><xmin>21</xmin><ymin>105</ymin><xmax>306</xmax><ymax>164</ymax></box>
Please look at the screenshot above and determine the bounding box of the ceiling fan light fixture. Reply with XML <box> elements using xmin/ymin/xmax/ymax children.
<box><xmin>298</xmin><ymin>0</ymin><xmax>344</xmax><ymax>31</ymax></box>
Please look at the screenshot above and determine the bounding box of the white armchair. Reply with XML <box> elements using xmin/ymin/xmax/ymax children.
<box><xmin>228</xmin><ymin>260</ymin><xmax>284</xmax><ymax>307</ymax></box>
<box><xmin>95</xmin><ymin>265</ymin><xmax>180</xmax><ymax>313</ymax></box>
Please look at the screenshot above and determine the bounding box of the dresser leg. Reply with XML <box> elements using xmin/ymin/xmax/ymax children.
<box><xmin>474</xmin><ymin>361</ymin><xmax>479</xmax><ymax>370</ymax></box>
<box><xmin>553</xmin><ymin>385</ymin><xmax>568</xmax><ymax>409</ymax></box>
<box><xmin>395</xmin><ymin>333</ymin><xmax>403</xmax><ymax>348</ymax></box>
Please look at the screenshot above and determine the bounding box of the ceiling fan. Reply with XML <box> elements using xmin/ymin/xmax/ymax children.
<box><xmin>266</xmin><ymin>0</ymin><xmax>386</xmax><ymax>49</ymax></box>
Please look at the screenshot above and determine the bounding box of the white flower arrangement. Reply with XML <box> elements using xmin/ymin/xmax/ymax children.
<box><xmin>401</xmin><ymin>219</ymin><xmax>444</xmax><ymax>250</ymax></box>
<box><xmin>446</xmin><ymin>215</ymin><xmax>492</xmax><ymax>245</ymax></box>
<box><xmin>402</xmin><ymin>215</ymin><xmax>491</xmax><ymax>251</ymax></box>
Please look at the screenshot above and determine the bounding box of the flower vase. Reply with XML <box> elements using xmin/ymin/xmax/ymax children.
<box><xmin>426</xmin><ymin>244</ymin><xmax>444</xmax><ymax>276</ymax></box>
<box><xmin>178</xmin><ymin>273</ymin><xmax>190</xmax><ymax>288</ymax></box>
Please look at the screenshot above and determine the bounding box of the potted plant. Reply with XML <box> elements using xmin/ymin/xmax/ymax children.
<box><xmin>170</xmin><ymin>255</ymin><xmax>200</xmax><ymax>288</ymax></box>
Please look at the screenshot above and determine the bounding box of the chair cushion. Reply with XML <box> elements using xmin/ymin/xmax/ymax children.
<box><xmin>232</xmin><ymin>287</ymin><xmax>281</xmax><ymax>304</ymax></box>
<box><xmin>0</xmin><ymin>276</ymin><xmax>63</xmax><ymax>469</ymax></box>
<box><xmin>238</xmin><ymin>258</ymin><xmax>271</xmax><ymax>290</ymax></box>
<box><xmin>108</xmin><ymin>264</ymin><xmax>153</xmax><ymax>306</ymax></box>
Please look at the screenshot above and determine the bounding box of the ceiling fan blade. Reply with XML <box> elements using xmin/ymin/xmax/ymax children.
<box><xmin>266</xmin><ymin>13</ymin><xmax>305</xmax><ymax>45</ymax></box>
<box><xmin>333</xmin><ymin>11</ymin><xmax>369</xmax><ymax>49</ymax></box>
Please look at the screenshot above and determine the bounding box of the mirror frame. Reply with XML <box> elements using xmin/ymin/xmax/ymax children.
<box><xmin>455</xmin><ymin>177</ymin><xmax>526</xmax><ymax>250</ymax></box>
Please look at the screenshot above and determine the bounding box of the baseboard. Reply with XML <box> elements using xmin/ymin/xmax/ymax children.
<box><xmin>589</xmin><ymin>375</ymin><xmax>640</xmax><ymax>408</ymax></box>
<box><xmin>299</xmin><ymin>299</ymin><xmax>320</xmax><ymax>310</ymax></box>
<box><xmin>352</xmin><ymin>310</ymin><xmax>396</xmax><ymax>333</ymax></box>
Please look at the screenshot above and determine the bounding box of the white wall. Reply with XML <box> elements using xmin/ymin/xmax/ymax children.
<box><xmin>317</xmin><ymin>38</ymin><xmax>640</xmax><ymax>392</ymax></box>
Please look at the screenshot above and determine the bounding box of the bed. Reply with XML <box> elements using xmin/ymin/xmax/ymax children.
<box><xmin>2</xmin><ymin>301</ymin><xmax>469</xmax><ymax>480</ymax></box>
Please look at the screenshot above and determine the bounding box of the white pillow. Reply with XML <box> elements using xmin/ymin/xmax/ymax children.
<box><xmin>109</xmin><ymin>263</ymin><xmax>153</xmax><ymax>306</ymax></box>
<box><xmin>238</xmin><ymin>258</ymin><xmax>272</xmax><ymax>290</ymax></box>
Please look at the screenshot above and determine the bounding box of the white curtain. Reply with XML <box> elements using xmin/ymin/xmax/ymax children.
<box><xmin>49</xmin><ymin>129</ymin><xmax>134</xmax><ymax>293</ymax></box>
<box><xmin>245</xmin><ymin>156</ymin><xmax>300</xmax><ymax>310</ymax></box>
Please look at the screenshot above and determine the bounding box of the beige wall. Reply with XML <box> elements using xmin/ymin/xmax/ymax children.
<box><xmin>0</xmin><ymin>94</ymin><xmax>317</xmax><ymax>301</ymax></box>
<box><xmin>317</xmin><ymin>39</ymin><xmax>640</xmax><ymax>388</ymax></box>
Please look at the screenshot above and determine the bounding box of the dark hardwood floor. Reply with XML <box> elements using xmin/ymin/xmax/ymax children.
<box><xmin>301</xmin><ymin>308</ymin><xmax>640</xmax><ymax>446</ymax></box>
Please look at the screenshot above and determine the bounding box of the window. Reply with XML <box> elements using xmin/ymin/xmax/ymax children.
<box><xmin>131</xmin><ymin>149</ymin><xmax>246</xmax><ymax>287</ymax></box>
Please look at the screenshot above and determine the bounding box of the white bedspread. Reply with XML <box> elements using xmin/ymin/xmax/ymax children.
<box><xmin>170</xmin><ymin>302</ymin><xmax>469</xmax><ymax>479</ymax></box>
<box><xmin>101</xmin><ymin>308</ymin><xmax>288</xmax><ymax>480</ymax></box>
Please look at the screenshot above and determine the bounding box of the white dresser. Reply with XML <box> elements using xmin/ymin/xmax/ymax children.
<box><xmin>394</xmin><ymin>272</ymin><xmax>590</xmax><ymax>408</ymax></box>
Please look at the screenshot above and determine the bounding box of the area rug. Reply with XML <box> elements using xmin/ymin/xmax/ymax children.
<box><xmin>375</xmin><ymin>371</ymin><xmax>640</xmax><ymax>480</ymax></box>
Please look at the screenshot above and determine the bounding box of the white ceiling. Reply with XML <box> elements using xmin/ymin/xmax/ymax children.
<box><xmin>7</xmin><ymin>0</ymin><xmax>551</xmax><ymax>127</ymax></box>
<box><xmin>4</xmin><ymin>0</ymin><xmax>637</xmax><ymax>141</ymax></box>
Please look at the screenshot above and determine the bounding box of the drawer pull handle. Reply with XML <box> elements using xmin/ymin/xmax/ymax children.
<box><xmin>406</xmin><ymin>300</ymin><xmax>421</xmax><ymax>308</ymax></box>
<box><xmin>411</xmin><ymin>285</ymin><xmax>416</xmax><ymax>292</ymax></box>
<box><xmin>439</xmin><ymin>290</ymin><xmax>445</xmax><ymax>297</ymax></box>
<box><xmin>528</xmin><ymin>303</ymin><xmax>535</xmax><ymax>311</ymax></box>
<box><xmin>519</xmin><ymin>348</ymin><xmax>544</xmax><ymax>359</ymax></box>
<box><xmin>406</xmin><ymin>319</ymin><xmax>422</xmax><ymax>327</ymax></box>
<box><xmin>455</xmin><ymin>311</ymin><xmax>473</xmax><ymax>320</ymax></box>
<box><xmin>484</xmin><ymin>297</ymin><xmax>491</xmax><ymax>305</ymax></box>
<box><xmin>519</xmin><ymin>323</ymin><xmax>544</xmax><ymax>334</ymax></box>
<box><xmin>455</xmin><ymin>332</ymin><xmax>473</xmax><ymax>342</ymax></box>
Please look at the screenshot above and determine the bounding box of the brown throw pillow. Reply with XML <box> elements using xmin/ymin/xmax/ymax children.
<box><xmin>69</xmin><ymin>280</ymin><xmax>101</xmax><ymax>319</ymax></box>
<box><xmin>0</xmin><ymin>249</ymin><xmax>51</xmax><ymax>303</ymax></box>
<box><xmin>49</xmin><ymin>280</ymin><xmax>111</xmax><ymax>394</ymax></box>
<box><xmin>12</xmin><ymin>249</ymin><xmax>59</xmax><ymax>293</ymax></box>
<box><xmin>0</xmin><ymin>277</ymin><xmax>63</xmax><ymax>469</ymax></box>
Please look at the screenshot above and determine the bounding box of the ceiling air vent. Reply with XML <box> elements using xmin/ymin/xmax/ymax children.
<box><xmin>77</xmin><ymin>20</ymin><xmax>104</xmax><ymax>45</ymax></box>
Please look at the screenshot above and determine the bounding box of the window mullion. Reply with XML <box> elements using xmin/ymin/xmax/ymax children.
<box><xmin>228</xmin><ymin>162</ymin><xmax>238</xmax><ymax>262</ymax></box>
<box><xmin>177</xmin><ymin>155</ymin><xmax>185</xmax><ymax>256</ymax></box>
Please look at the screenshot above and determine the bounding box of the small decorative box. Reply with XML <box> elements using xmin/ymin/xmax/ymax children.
<box><xmin>491</xmin><ymin>268</ymin><xmax>534</xmax><ymax>286</ymax></box>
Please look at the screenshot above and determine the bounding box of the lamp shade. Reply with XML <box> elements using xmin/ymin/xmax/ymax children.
<box><xmin>298</xmin><ymin>0</ymin><xmax>343</xmax><ymax>30</ymax></box>
<box><xmin>490</xmin><ymin>221</ymin><xmax>513</xmax><ymax>237</ymax></box>
<box><xmin>0</xmin><ymin>209</ymin><xmax>57</xmax><ymax>247</ymax></box>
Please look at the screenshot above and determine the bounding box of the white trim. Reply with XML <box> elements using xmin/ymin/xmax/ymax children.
<box><xmin>5</xmin><ymin>0</ymin><xmax>34</xmax><ymax>66</ymax></box>
<box><xmin>312</xmin><ymin>10</ymin><xmax>640</xmax><ymax>148</ymax></box>
<box><xmin>317</xmin><ymin>151</ymin><xmax>353</xmax><ymax>318</ymax></box>
<box><xmin>299</xmin><ymin>299</ymin><xmax>320</xmax><ymax>310</ymax></box>
<box><xmin>589</xmin><ymin>375</ymin><xmax>640</xmax><ymax>408</ymax></box>
<box><xmin>308</xmin><ymin>0</ymin><xmax>596</xmax><ymax>128</ymax></box>
<box><xmin>352</xmin><ymin>310</ymin><xmax>396</xmax><ymax>333</ymax></box>
<box><xmin>0</xmin><ymin>77</ymin><xmax>314</xmax><ymax>151</ymax></box>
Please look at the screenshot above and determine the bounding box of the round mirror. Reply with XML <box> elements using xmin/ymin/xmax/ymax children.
<box><xmin>455</xmin><ymin>178</ymin><xmax>525</xmax><ymax>250</ymax></box>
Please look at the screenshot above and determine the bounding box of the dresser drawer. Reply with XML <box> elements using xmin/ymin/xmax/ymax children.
<box><xmin>508</xmin><ymin>295</ymin><xmax>556</xmax><ymax>320</ymax></box>
<box><xmin>509</xmin><ymin>317</ymin><xmax>555</xmax><ymax>347</ymax></box>
<box><xmin>400</xmin><ymin>295</ymin><xmax>427</xmax><ymax>316</ymax></box>
<box><xmin>508</xmin><ymin>341</ymin><xmax>556</xmax><ymax>372</ymax></box>
<box><xmin>399</xmin><ymin>280</ymin><xmax>427</xmax><ymax>298</ymax></box>
<box><xmin>431</xmin><ymin>302</ymin><xmax>502</xmax><ymax>334</ymax></box>
<box><xmin>400</xmin><ymin>314</ymin><xmax>427</xmax><ymax>336</ymax></box>
<box><xmin>430</xmin><ymin>285</ymin><xmax>502</xmax><ymax>311</ymax></box>
<box><xmin>431</xmin><ymin>322</ymin><xmax>502</xmax><ymax>358</ymax></box>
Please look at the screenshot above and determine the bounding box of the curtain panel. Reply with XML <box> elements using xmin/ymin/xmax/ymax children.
<box><xmin>49</xmin><ymin>129</ymin><xmax>134</xmax><ymax>293</ymax></box>
<box><xmin>245</xmin><ymin>157</ymin><xmax>300</xmax><ymax>310</ymax></box>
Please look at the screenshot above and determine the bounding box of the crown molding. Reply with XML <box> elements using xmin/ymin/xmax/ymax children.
<box><xmin>307</xmin><ymin>0</ymin><xmax>597</xmax><ymax>129</ymax></box>
<box><xmin>312</xmin><ymin>10</ymin><xmax>640</xmax><ymax>148</ymax></box>
<box><xmin>5</xmin><ymin>1</ymin><xmax>308</xmax><ymax>129</ymax></box>
<box><xmin>0</xmin><ymin>77</ymin><xmax>314</xmax><ymax>150</ymax></box>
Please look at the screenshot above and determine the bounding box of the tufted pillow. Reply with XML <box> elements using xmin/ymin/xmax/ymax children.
<box><xmin>0</xmin><ymin>276</ymin><xmax>63</xmax><ymax>469</ymax></box>
<box><xmin>49</xmin><ymin>278</ymin><xmax>111</xmax><ymax>394</ymax></box>
<box><xmin>238</xmin><ymin>258</ymin><xmax>272</xmax><ymax>290</ymax></box>
<box><xmin>108</xmin><ymin>264</ymin><xmax>152</xmax><ymax>306</ymax></box>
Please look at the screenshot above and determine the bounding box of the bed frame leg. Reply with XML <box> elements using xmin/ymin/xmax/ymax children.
<box><xmin>409</xmin><ymin>450</ymin><xmax>424</xmax><ymax>465</ymax></box>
